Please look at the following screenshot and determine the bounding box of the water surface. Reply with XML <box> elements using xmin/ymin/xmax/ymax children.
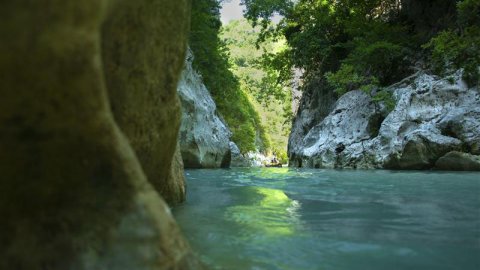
<box><xmin>173</xmin><ymin>168</ymin><xmax>480</xmax><ymax>270</ymax></box>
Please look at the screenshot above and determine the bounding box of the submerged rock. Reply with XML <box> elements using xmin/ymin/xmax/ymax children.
<box><xmin>177</xmin><ymin>51</ymin><xmax>232</xmax><ymax>168</ymax></box>
<box><xmin>289</xmin><ymin>71</ymin><xmax>480</xmax><ymax>170</ymax></box>
<box><xmin>0</xmin><ymin>1</ymin><xmax>200</xmax><ymax>269</ymax></box>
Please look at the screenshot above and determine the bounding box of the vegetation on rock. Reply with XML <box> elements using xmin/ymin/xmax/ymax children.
<box><xmin>241</xmin><ymin>0</ymin><xmax>478</xmax><ymax>109</ymax></box>
<box><xmin>190</xmin><ymin>0</ymin><xmax>270</xmax><ymax>154</ymax></box>
<box><xmin>424</xmin><ymin>0</ymin><xmax>480</xmax><ymax>86</ymax></box>
<box><xmin>221</xmin><ymin>19</ymin><xmax>292</xmax><ymax>162</ymax></box>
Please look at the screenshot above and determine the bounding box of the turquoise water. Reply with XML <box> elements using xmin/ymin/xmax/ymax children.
<box><xmin>173</xmin><ymin>168</ymin><xmax>480</xmax><ymax>270</ymax></box>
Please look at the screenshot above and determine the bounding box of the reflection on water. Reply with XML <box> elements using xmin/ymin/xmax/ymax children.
<box><xmin>225</xmin><ymin>187</ymin><xmax>301</xmax><ymax>237</ymax></box>
<box><xmin>173</xmin><ymin>168</ymin><xmax>480</xmax><ymax>270</ymax></box>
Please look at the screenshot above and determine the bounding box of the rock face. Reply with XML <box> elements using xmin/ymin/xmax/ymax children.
<box><xmin>230</xmin><ymin>142</ymin><xmax>252</xmax><ymax>167</ymax></box>
<box><xmin>435</xmin><ymin>151</ymin><xmax>480</xmax><ymax>171</ymax></box>
<box><xmin>289</xmin><ymin>71</ymin><xmax>480</xmax><ymax>170</ymax></box>
<box><xmin>177</xmin><ymin>50</ymin><xmax>232</xmax><ymax>168</ymax></box>
<box><xmin>102</xmin><ymin>0</ymin><xmax>189</xmax><ymax>204</ymax></box>
<box><xmin>0</xmin><ymin>1</ymin><xmax>200</xmax><ymax>269</ymax></box>
<box><xmin>229</xmin><ymin>142</ymin><xmax>272</xmax><ymax>167</ymax></box>
<box><xmin>288</xmin><ymin>79</ymin><xmax>337</xmax><ymax>164</ymax></box>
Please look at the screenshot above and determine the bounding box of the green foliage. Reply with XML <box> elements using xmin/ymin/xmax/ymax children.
<box><xmin>241</xmin><ymin>0</ymin><xmax>294</xmax><ymax>43</ymax></box>
<box><xmin>325</xmin><ymin>64</ymin><xmax>379</xmax><ymax>95</ymax></box>
<box><xmin>424</xmin><ymin>27</ymin><xmax>480</xmax><ymax>85</ymax></box>
<box><xmin>457</xmin><ymin>0</ymin><xmax>480</xmax><ymax>27</ymax></box>
<box><xmin>343</xmin><ymin>39</ymin><xmax>409</xmax><ymax>85</ymax></box>
<box><xmin>222</xmin><ymin>19</ymin><xmax>292</xmax><ymax>158</ymax></box>
<box><xmin>424</xmin><ymin>0</ymin><xmax>480</xmax><ymax>86</ymax></box>
<box><xmin>190</xmin><ymin>0</ymin><xmax>271</xmax><ymax>153</ymax></box>
<box><xmin>276</xmin><ymin>150</ymin><xmax>289</xmax><ymax>164</ymax></box>
<box><xmin>372</xmin><ymin>90</ymin><xmax>396</xmax><ymax>112</ymax></box>
<box><xmin>325</xmin><ymin>64</ymin><xmax>395</xmax><ymax>111</ymax></box>
<box><xmin>222</xmin><ymin>19</ymin><xmax>289</xmax><ymax>102</ymax></box>
<box><xmin>242</xmin><ymin>0</ymin><xmax>415</xmax><ymax>95</ymax></box>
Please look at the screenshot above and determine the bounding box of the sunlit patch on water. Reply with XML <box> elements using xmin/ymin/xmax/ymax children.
<box><xmin>173</xmin><ymin>168</ymin><xmax>480</xmax><ymax>270</ymax></box>
<box><xmin>225</xmin><ymin>187</ymin><xmax>302</xmax><ymax>237</ymax></box>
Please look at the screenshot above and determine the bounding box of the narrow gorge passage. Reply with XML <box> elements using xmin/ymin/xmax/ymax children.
<box><xmin>2</xmin><ymin>0</ymin><xmax>479</xmax><ymax>269</ymax></box>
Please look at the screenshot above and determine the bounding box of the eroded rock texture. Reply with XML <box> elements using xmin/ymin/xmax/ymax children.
<box><xmin>289</xmin><ymin>71</ymin><xmax>480</xmax><ymax>171</ymax></box>
<box><xmin>288</xmin><ymin>78</ymin><xmax>337</xmax><ymax>166</ymax></box>
<box><xmin>0</xmin><ymin>1</ymin><xmax>200</xmax><ymax>269</ymax></box>
<box><xmin>102</xmin><ymin>0</ymin><xmax>190</xmax><ymax>204</ymax></box>
<box><xmin>177</xmin><ymin>50</ymin><xmax>232</xmax><ymax>168</ymax></box>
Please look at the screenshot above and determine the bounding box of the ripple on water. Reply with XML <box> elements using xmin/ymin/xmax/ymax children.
<box><xmin>173</xmin><ymin>168</ymin><xmax>480</xmax><ymax>270</ymax></box>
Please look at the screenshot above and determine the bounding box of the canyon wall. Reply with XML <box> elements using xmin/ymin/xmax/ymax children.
<box><xmin>289</xmin><ymin>71</ymin><xmax>480</xmax><ymax>171</ymax></box>
<box><xmin>0</xmin><ymin>0</ymin><xmax>201</xmax><ymax>269</ymax></box>
<box><xmin>177</xmin><ymin>50</ymin><xmax>232</xmax><ymax>168</ymax></box>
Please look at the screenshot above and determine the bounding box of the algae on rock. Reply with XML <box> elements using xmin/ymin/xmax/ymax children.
<box><xmin>102</xmin><ymin>0</ymin><xmax>190</xmax><ymax>204</ymax></box>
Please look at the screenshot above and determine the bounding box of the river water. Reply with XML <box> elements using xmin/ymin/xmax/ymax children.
<box><xmin>173</xmin><ymin>168</ymin><xmax>480</xmax><ymax>270</ymax></box>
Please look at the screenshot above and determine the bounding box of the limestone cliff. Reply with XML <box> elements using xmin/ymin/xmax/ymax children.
<box><xmin>289</xmin><ymin>71</ymin><xmax>480</xmax><ymax>171</ymax></box>
<box><xmin>0</xmin><ymin>1</ymin><xmax>201</xmax><ymax>269</ymax></box>
<box><xmin>177</xmin><ymin>51</ymin><xmax>232</xmax><ymax>168</ymax></box>
<box><xmin>288</xmin><ymin>78</ymin><xmax>337</xmax><ymax>162</ymax></box>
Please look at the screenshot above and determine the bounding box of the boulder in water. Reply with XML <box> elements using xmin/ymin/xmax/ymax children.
<box><xmin>435</xmin><ymin>151</ymin><xmax>480</xmax><ymax>171</ymax></box>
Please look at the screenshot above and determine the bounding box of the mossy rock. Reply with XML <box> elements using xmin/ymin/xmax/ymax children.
<box><xmin>435</xmin><ymin>151</ymin><xmax>480</xmax><ymax>171</ymax></box>
<box><xmin>0</xmin><ymin>0</ymin><xmax>199</xmax><ymax>269</ymax></box>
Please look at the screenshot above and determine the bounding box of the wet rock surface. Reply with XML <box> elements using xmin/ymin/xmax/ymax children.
<box><xmin>289</xmin><ymin>71</ymin><xmax>480</xmax><ymax>170</ymax></box>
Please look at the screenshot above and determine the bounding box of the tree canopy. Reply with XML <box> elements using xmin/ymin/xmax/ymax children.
<box><xmin>242</xmin><ymin>0</ymin><xmax>478</xmax><ymax>99</ymax></box>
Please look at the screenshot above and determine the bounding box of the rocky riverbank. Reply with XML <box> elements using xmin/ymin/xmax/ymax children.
<box><xmin>289</xmin><ymin>70</ymin><xmax>480</xmax><ymax>171</ymax></box>
<box><xmin>177</xmin><ymin>50</ymin><xmax>274</xmax><ymax>169</ymax></box>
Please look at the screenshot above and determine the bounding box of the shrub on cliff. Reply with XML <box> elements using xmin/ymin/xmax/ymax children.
<box><xmin>424</xmin><ymin>0</ymin><xmax>480</xmax><ymax>86</ymax></box>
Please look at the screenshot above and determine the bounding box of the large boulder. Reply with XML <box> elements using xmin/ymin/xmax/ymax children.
<box><xmin>435</xmin><ymin>151</ymin><xmax>480</xmax><ymax>171</ymax></box>
<box><xmin>289</xmin><ymin>71</ymin><xmax>480</xmax><ymax>170</ymax></box>
<box><xmin>177</xmin><ymin>50</ymin><xmax>232</xmax><ymax>168</ymax></box>
<box><xmin>0</xmin><ymin>1</ymin><xmax>200</xmax><ymax>269</ymax></box>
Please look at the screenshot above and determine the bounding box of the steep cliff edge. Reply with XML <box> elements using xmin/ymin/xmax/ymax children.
<box><xmin>289</xmin><ymin>71</ymin><xmax>480</xmax><ymax>170</ymax></box>
<box><xmin>177</xmin><ymin>51</ymin><xmax>232</xmax><ymax>168</ymax></box>
<box><xmin>0</xmin><ymin>1</ymin><xmax>200</xmax><ymax>269</ymax></box>
<box><xmin>177</xmin><ymin>50</ymin><xmax>272</xmax><ymax>168</ymax></box>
